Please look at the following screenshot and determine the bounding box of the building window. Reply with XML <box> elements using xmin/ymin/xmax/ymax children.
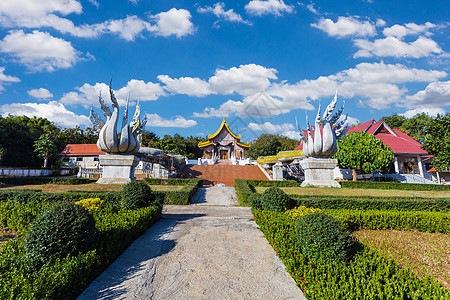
<box><xmin>94</xmin><ymin>157</ymin><xmax>99</xmax><ymax>161</ymax></box>
<box><xmin>76</xmin><ymin>157</ymin><xmax>83</xmax><ymax>162</ymax></box>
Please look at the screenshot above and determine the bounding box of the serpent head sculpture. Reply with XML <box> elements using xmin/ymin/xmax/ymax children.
<box><xmin>91</xmin><ymin>82</ymin><xmax>147</xmax><ymax>154</ymax></box>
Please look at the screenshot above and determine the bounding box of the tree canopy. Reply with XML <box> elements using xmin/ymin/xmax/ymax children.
<box><xmin>422</xmin><ymin>113</ymin><xmax>450</xmax><ymax>172</ymax></box>
<box><xmin>246</xmin><ymin>134</ymin><xmax>298</xmax><ymax>159</ymax></box>
<box><xmin>153</xmin><ymin>134</ymin><xmax>205</xmax><ymax>159</ymax></box>
<box><xmin>333</xmin><ymin>131</ymin><xmax>394</xmax><ymax>180</ymax></box>
<box><xmin>381</xmin><ymin>113</ymin><xmax>433</xmax><ymax>144</ymax></box>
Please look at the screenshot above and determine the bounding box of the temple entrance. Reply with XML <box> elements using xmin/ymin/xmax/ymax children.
<box><xmin>220</xmin><ymin>149</ymin><xmax>229</xmax><ymax>160</ymax></box>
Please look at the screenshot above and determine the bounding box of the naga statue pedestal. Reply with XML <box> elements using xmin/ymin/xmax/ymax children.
<box><xmin>300</xmin><ymin>157</ymin><xmax>341</xmax><ymax>188</ymax></box>
<box><xmin>97</xmin><ymin>154</ymin><xmax>140</xmax><ymax>184</ymax></box>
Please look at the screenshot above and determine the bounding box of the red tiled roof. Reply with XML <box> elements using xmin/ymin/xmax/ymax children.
<box><xmin>346</xmin><ymin>120</ymin><xmax>375</xmax><ymax>134</ymax></box>
<box><xmin>60</xmin><ymin>144</ymin><xmax>105</xmax><ymax>156</ymax></box>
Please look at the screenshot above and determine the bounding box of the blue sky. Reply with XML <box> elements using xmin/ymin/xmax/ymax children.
<box><xmin>0</xmin><ymin>0</ymin><xmax>448</xmax><ymax>142</ymax></box>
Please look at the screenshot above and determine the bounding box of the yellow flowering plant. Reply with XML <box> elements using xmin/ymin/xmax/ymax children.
<box><xmin>75</xmin><ymin>198</ymin><xmax>104</xmax><ymax>212</ymax></box>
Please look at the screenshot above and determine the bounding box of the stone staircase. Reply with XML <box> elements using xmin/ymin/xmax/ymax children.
<box><xmin>182</xmin><ymin>164</ymin><xmax>269</xmax><ymax>186</ymax></box>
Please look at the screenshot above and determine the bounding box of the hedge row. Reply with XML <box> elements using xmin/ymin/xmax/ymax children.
<box><xmin>245</xmin><ymin>179</ymin><xmax>299</xmax><ymax>187</ymax></box>
<box><xmin>341</xmin><ymin>181</ymin><xmax>450</xmax><ymax>191</ymax></box>
<box><xmin>159</xmin><ymin>178</ymin><xmax>203</xmax><ymax>205</ymax></box>
<box><xmin>291</xmin><ymin>195</ymin><xmax>450</xmax><ymax>212</ymax></box>
<box><xmin>325</xmin><ymin>209</ymin><xmax>450</xmax><ymax>234</ymax></box>
<box><xmin>144</xmin><ymin>178</ymin><xmax>194</xmax><ymax>186</ymax></box>
<box><xmin>253</xmin><ymin>210</ymin><xmax>449</xmax><ymax>299</ymax></box>
<box><xmin>234</xmin><ymin>179</ymin><xmax>256</xmax><ymax>206</ymax></box>
<box><xmin>0</xmin><ymin>177</ymin><xmax>93</xmax><ymax>186</ymax></box>
<box><xmin>0</xmin><ymin>205</ymin><xmax>160</xmax><ymax>299</ymax></box>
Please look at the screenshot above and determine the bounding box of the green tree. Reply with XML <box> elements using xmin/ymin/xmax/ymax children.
<box><xmin>333</xmin><ymin>131</ymin><xmax>394</xmax><ymax>181</ymax></box>
<box><xmin>0</xmin><ymin>145</ymin><xmax>6</xmax><ymax>162</ymax></box>
<box><xmin>140</xmin><ymin>130</ymin><xmax>159</xmax><ymax>147</ymax></box>
<box><xmin>246</xmin><ymin>134</ymin><xmax>298</xmax><ymax>159</ymax></box>
<box><xmin>34</xmin><ymin>133</ymin><xmax>58</xmax><ymax>168</ymax></box>
<box><xmin>153</xmin><ymin>134</ymin><xmax>205</xmax><ymax>158</ymax></box>
<box><xmin>381</xmin><ymin>113</ymin><xmax>433</xmax><ymax>143</ymax></box>
<box><xmin>422</xmin><ymin>113</ymin><xmax>450</xmax><ymax>171</ymax></box>
<box><xmin>382</xmin><ymin>113</ymin><xmax>406</xmax><ymax>129</ymax></box>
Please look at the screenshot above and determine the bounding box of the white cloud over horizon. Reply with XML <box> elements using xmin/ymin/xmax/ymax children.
<box><xmin>28</xmin><ymin>88</ymin><xmax>53</xmax><ymax>99</ymax></box>
<box><xmin>145</xmin><ymin>113</ymin><xmax>197</xmax><ymax>128</ymax></box>
<box><xmin>400</xmin><ymin>106</ymin><xmax>446</xmax><ymax>118</ymax></box>
<box><xmin>311</xmin><ymin>16</ymin><xmax>377</xmax><ymax>38</ymax></box>
<box><xmin>198</xmin><ymin>3</ymin><xmax>251</xmax><ymax>26</ymax></box>
<box><xmin>383</xmin><ymin>22</ymin><xmax>436</xmax><ymax>39</ymax></box>
<box><xmin>0</xmin><ymin>67</ymin><xmax>20</xmax><ymax>92</ymax></box>
<box><xmin>245</xmin><ymin>0</ymin><xmax>294</xmax><ymax>16</ymax></box>
<box><xmin>247</xmin><ymin>121</ymin><xmax>294</xmax><ymax>133</ymax></box>
<box><xmin>0</xmin><ymin>101</ymin><xmax>90</xmax><ymax>127</ymax></box>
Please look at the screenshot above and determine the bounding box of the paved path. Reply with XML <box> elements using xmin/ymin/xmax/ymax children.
<box><xmin>78</xmin><ymin>187</ymin><xmax>305</xmax><ymax>300</ymax></box>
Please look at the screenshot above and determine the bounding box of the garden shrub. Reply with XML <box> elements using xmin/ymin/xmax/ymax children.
<box><xmin>250</xmin><ymin>193</ymin><xmax>262</xmax><ymax>210</ymax></box>
<box><xmin>245</xmin><ymin>179</ymin><xmax>299</xmax><ymax>187</ymax></box>
<box><xmin>144</xmin><ymin>178</ymin><xmax>192</xmax><ymax>186</ymax></box>
<box><xmin>234</xmin><ymin>179</ymin><xmax>256</xmax><ymax>206</ymax></box>
<box><xmin>0</xmin><ymin>177</ymin><xmax>93</xmax><ymax>186</ymax></box>
<box><xmin>295</xmin><ymin>212</ymin><xmax>355</xmax><ymax>262</ymax></box>
<box><xmin>260</xmin><ymin>187</ymin><xmax>293</xmax><ymax>212</ymax></box>
<box><xmin>326</xmin><ymin>209</ymin><xmax>450</xmax><ymax>233</ymax></box>
<box><xmin>24</xmin><ymin>202</ymin><xmax>97</xmax><ymax>268</ymax></box>
<box><xmin>341</xmin><ymin>181</ymin><xmax>450</xmax><ymax>191</ymax></box>
<box><xmin>284</xmin><ymin>206</ymin><xmax>321</xmax><ymax>219</ymax></box>
<box><xmin>290</xmin><ymin>194</ymin><xmax>450</xmax><ymax>211</ymax></box>
<box><xmin>75</xmin><ymin>198</ymin><xmax>104</xmax><ymax>212</ymax></box>
<box><xmin>162</xmin><ymin>178</ymin><xmax>202</xmax><ymax>205</ymax></box>
<box><xmin>121</xmin><ymin>181</ymin><xmax>154</xmax><ymax>209</ymax></box>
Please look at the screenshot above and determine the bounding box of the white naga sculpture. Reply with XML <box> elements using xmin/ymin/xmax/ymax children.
<box><xmin>89</xmin><ymin>83</ymin><xmax>147</xmax><ymax>154</ymax></box>
<box><xmin>297</xmin><ymin>92</ymin><xmax>347</xmax><ymax>158</ymax></box>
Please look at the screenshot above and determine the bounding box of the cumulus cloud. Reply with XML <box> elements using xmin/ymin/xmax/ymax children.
<box><xmin>159</xmin><ymin>64</ymin><xmax>278</xmax><ymax>97</ymax></box>
<box><xmin>245</xmin><ymin>0</ymin><xmax>294</xmax><ymax>16</ymax></box>
<box><xmin>354</xmin><ymin>36</ymin><xmax>442</xmax><ymax>58</ymax></box>
<box><xmin>0</xmin><ymin>67</ymin><xmax>20</xmax><ymax>92</ymax></box>
<box><xmin>400</xmin><ymin>107</ymin><xmax>446</xmax><ymax>118</ymax></box>
<box><xmin>405</xmin><ymin>81</ymin><xmax>450</xmax><ymax>107</ymax></box>
<box><xmin>281</xmin><ymin>130</ymin><xmax>300</xmax><ymax>140</ymax></box>
<box><xmin>28</xmin><ymin>88</ymin><xmax>53</xmax><ymax>99</ymax></box>
<box><xmin>0</xmin><ymin>30</ymin><xmax>84</xmax><ymax>72</ymax></box>
<box><xmin>194</xmin><ymin>61</ymin><xmax>447</xmax><ymax>118</ymax></box>
<box><xmin>383</xmin><ymin>22</ymin><xmax>436</xmax><ymax>39</ymax></box>
<box><xmin>145</xmin><ymin>113</ymin><xmax>197</xmax><ymax>128</ymax></box>
<box><xmin>198</xmin><ymin>2</ymin><xmax>251</xmax><ymax>26</ymax></box>
<box><xmin>247</xmin><ymin>121</ymin><xmax>294</xmax><ymax>133</ymax></box>
<box><xmin>148</xmin><ymin>8</ymin><xmax>194</xmax><ymax>38</ymax></box>
<box><xmin>60</xmin><ymin>80</ymin><xmax>166</xmax><ymax>108</ymax></box>
<box><xmin>0</xmin><ymin>101</ymin><xmax>90</xmax><ymax>127</ymax></box>
<box><xmin>311</xmin><ymin>16</ymin><xmax>376</xmax><ymax>38</ymax></box>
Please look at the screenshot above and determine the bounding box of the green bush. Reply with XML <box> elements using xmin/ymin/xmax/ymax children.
<box><xmin>144</xmin><ymin>178</ymin><xmax>193</xmax><ymax>186</ymax></box>
<box><xmin>260</xmin><ymin>187</ymin><xmax>293</xmax><ymax>212</ymax></box>
<box><xmin>0</xmin><ymin>177</ymin><xmax>93</xmax><ymax>186</ymax></box>
<box><xmin>250</xmin><ymin>193</ymin><xmax>262</xmax><ymax>210</ymax></box>
<box><xmin>326</xmin><ymin>209</ymin><xmax>450</xmax><ymax>233</ymax></box>
<box><xmin>24</xmin><ymin>202</ymin><xmax>97</xmax><ymax>267</ymax></box>
<box><xmin>253</xmin><ymin>209</ymin><xmax>449</xmax><ymax>299</ymax></box>
<box><xmin>295</xmin><ymin>212</ymin><xmax>355</xmax><ymax>263</ymax></box>
<box><xmin>121</xmin><ymin>181</ymin><xmax>154</xmax><ymax>209</ymax></box>
<box><xmin>341</xmin><ymin>181</ymin><xmax>450</xmax><ymax>191</ymax></box>
<box><xmin>291</xmin><ymin>194</ymin><xmax>450</xmax><ymax>211</ymax></box>
<box><xmin>160</xmin><ymin>178</ymin><xmax>202</xmax><ymax>205</ymax></box>
<box><xmin>234</xmin><ymin>179</ymin><xmax>256</xmax><ymax>206</ymax></box>
<box><xmin>245</xmin><ymin>179</ymin><xmax>299</xmax><ymax>187</ymax></box>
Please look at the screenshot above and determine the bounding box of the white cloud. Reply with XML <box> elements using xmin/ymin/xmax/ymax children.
<box><xmin>281</xmin><ymin>130</ymin><xmax>300</xmax><ymax>140</ymax></box>
<box><xmin>311</xmin><ymin>16</ymin><xmax>376</xmax><ymax>38</ymax></box>
<box><xmin>88</xmin><ymin>0</ymin><xmax>99</xmax><ymax>8</ymax></box>
<box><xmin>0</xmin><ymin>67</ymin><xmax>20</xmax><ymax>92</ymax></box>
<box><xmin>148</xmin><ymin>8</ymin><xmax>194</xmax><ymax>38</ymax></box>
<box><xmin>198</xmin><ymin>2</ymin><xmax>251</xmax><ymax>26</ymax></box>
<box><xmin>158</xmin><ymin>64</ymin><xmax>278</xmax><ymax>97</ymax></box>
<box><xmin>247</xmin><ymin>121</ymin><xmax>294</xmax><ymax>133</ymax></box>
<box><xmin>400</xmin><ymin>107</ymin><xmax>446</xmax><ymax>118</ymax></box>
<box><xmin>405</xmin><ymin>81</ymin><xmax>450</xmax><ymax>107</ymax></box>
<box><xmin>376</xmin><ymin>19</ymin><xmax>386</xmax><ymax>27</ymax></box>
<box><xmin>145</xmin><ymin>113</ymin><xmax>197</xmax><ymax>128</ymax></box>
<box><xmin>383</xmin><ymin>22</ymin><xmax>436</xmax><ymax>39</ymax></box>
<box><xmin>28</xmin><ymin>88</ymin><xmax>53</xmax><ymax>99</ymax></box>
<box><xmin>60</xmin><ymin>80</ymin><xmax>166</xmax><ymax>108</ymax></box>
<box><xmin>245</xmin><ymin>0</ymin><xmax>294</xmax><ymax>16</ymax></box>
<box><xmin>0</xmin><ymin>30</ymin><xmax>83</xmax><ymax>72</ymax></box>
<box><xmin>157</xmin><ymin>75</ymin><xmax>212</xmax><ymax>97</ymax></box>
<box><xmin>0</xmin><ymin>101</ymin><xmax>90</xmax><ymax>127</ymax></box>
<box><xmin>103</xmin><ymin>16</ymin><xmax>149</xmax><ymax>41</ymax></box>
<box><xmin>354</xmin><ymin>36</ymin><xmax>443</xmax><ymax>58</ymax></box>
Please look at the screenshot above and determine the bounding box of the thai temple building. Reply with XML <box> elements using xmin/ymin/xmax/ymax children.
<box><xmin>198</xmin><ymin>117</ymin><xmax>250</xmax><ymax>165</ymax></box>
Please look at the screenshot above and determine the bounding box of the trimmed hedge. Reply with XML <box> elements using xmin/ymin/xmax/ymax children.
<box><xmin>253</xmin><ymin>209</ymin><xmax>449</xmax><ymax>299</ymax></box>
<box><xmin>0</xmin><ymin>199</ymin><xmax>161</xmax><ymax>299</ymax></box>
<box><xmin>341</xmin><ymin>181</ymin><xmax>450</xmax><ymax>191</ymax></box>
<box><xmin>245</xmin><ymin>179</ymin><xmax>299</xmax><ymax>187</ymax></box>
<box><xmin>161</xmin><ymin>178</ymin><xmax>203</xmax><ymax>205</ymax></box>
<box><xmin>0</xmin><ymin>177</ymin><xmax>93</xmax><ymax>186</ymax></box>
<box><xmin>325</xmin><ymin>209</ymin><xmax>450</xmax><ymax>234</ymax></box>
<box><xmin>260</xmin><ymin>187</ymin><xmax>293</xmax><ymax>212</ymax></box>
<box><xmin>144</xmin><ymin>178</ymin><xmax>193</xmax><ymax>186</ymax></box>
<box><xmin>290</xmin><ymin>195</ymin><xmax>450</xmax><ymax>212</ymax></box>
<box><xmin>234</xmin><ymin>179</ymin><xmax>256</xmax><ymax>206</ymax></box>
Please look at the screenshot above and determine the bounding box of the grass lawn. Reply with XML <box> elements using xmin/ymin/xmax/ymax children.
<box><xmin>353</xmin><ymin>229</ymin><xmax>450</xmax><ymax>289</ymax></box>
<box><xmin>254</xmin><ymin>186</ymin><xmax>450</xmax><ymax>199</ymax></box>
<box><xmin>0</xmin><ymin>183</ymin><xmax>184</xmax><ymax>193</ymax></box>
<box><xmin>0</xmin><ymin>228</ymin><xmax>17</xmax><ymax>250</ymax></box>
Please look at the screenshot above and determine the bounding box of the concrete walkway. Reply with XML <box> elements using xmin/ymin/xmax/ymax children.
<box><xmin>78</xmin><ymin>186</ymin><xmax>305</xmax><ymax>300</ymax></box>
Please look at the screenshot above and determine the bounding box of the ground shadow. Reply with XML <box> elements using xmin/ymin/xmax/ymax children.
<box><xmin>78</xmin><ymin>213</ymin><xmax>206</xmax><ymax>299</ymax></box>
